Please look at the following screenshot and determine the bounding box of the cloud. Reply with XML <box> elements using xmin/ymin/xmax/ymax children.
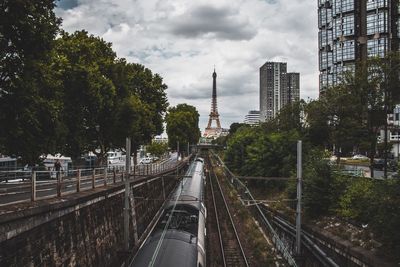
<box><xmin>169</xmin><ymin>5</ymin><xmax>257</xmax><ymax>40</ymax></box>
<box><xmin>55</xmin><ymin>0</ymin><xmax>319</xmax><ymax>130</ymax></box>
<box><xmin>56</xmin><ymin>0</ymin><xmax>79</xmax><ymax>10</ymax></box>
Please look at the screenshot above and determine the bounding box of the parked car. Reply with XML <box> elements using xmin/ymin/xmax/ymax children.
<box><xmin>352</xmin><ymin>154</ymin><xmax>369</xmax><ymax>160</ymax></box>
<box><xmin>139</xmin><ymin>157</ymin><xmax>152</xmax><ymax>164</ymax></box>
<box><xmin>373</xmin><ymin>158</ymin><xmax>397</xmax><ymax>171</ymax></box>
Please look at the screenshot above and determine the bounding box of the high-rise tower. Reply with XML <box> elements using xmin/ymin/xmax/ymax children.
<box><xmin>318</xmin><ymin>0</ymin><xmax>399</xmax><ymax>94</ymax></box>
<box><xmin>260</xmin><ymin>62</ymin><xmax>287</xmax><ymax>122</ymax></box>
<box><xmin>259</xmin><ymin>62</ymin><xmax>300</xmax><ymax>122</ymax></box>
<box><xmin>204</xmin><ymin>69</ymin><xmax>222</xmax><ymax>137</ymax></box>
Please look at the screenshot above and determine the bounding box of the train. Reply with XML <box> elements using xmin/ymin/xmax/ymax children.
<box><xmin>131</xmin><ymin>157</ymin><xmax>207</xmax><ymax>267</ymax></box>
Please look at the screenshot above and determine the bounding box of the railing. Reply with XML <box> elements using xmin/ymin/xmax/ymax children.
<box><xmin>0</xmin><ymin>159</ymin><xmax>180</xmax><ymax>206</ymax></box>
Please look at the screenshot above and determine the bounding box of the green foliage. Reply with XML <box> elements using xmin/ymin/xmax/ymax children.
<box><xmin>301</xmin><ymin>150</ymin><xmax>347</xmax><ymax>218</ymax></box>
<box><xmin>0</xmin><ymin>0</ymin><xmax>62</xmax><ymax>164</ymax></box>
<box><xmin>0</xmin><ymin>0</ymin><xmax>61</xmax><ymax>92</ymax></box>
<box><xmin>166</xmin><ymin>104</ymin><xmax>201</xmax><ymax>153</ymax></box>
<box><xmin>304</xmin><ymin>100</ymin><xmax>330</xmax><ymax>148</ymax></box>
<box><xmin>224</xmin><ymin>126</ymin><xmax>260</xmax><ymax>175</ymax></box>
<box><xmin>229</xmin><ymin>122</ymin><xmax>248</xmax><ymax>135</ymax></box>
<box><xmin>146</xmin><ymin>142</ymin><xmax>169</xmax><ymax>157</ymax></box>
<box><xmin>0</xmin><ymin>4</ymin><xmax>169</xmax><ymax>165</ymax></box>
<box><xmin>52</xmin><ymin>30</ymin><xmax>118</xmax><ymax>163</ymax></box>
<box><xmin>338</xmin><ymin>178</ymin><xmax>374</xmax><ymax>222</ymax></box>
<box><xmin>338</xmin><ymin>178</ymin><xmax>400</xmax><ymax>253</ymax></box>
<box><xmin>304</xmin><ymin>53</ymin><xmax>400</xmax><ymax>168</ymax></box>
<box><xmin>268</xmin><ymin>100</ymin><xmax>306</xmax><ymax>133</ymax></box>
<box><xmin>109</xmin><ymin>59</ymin><xmax>168</xmax><ymax>161</ymax></box>
<box><xmin>368</xmin><ymin>180</ymin><xmax>400</xmax><ymax>252</ymax></box>
<box><xmin>246</xmin><ymin>130</ymin><xmax>300</xmax><ymax>177</ymax></box>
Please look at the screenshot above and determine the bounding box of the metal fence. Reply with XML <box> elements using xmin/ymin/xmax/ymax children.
<box><xmin>0</xmin><ymin>160</ymin><xmax>179</xmax><ymax>206</ymax></box>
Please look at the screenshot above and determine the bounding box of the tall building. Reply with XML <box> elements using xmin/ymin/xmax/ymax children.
<box><xmin>244</xmin><ymin>110</ymin><xmax>260</xmax><ymax>125</ymax></box>
<box><xmin>318</xmin><ymin>0</ymin><xmax>400</xmax><ymax>93</ymax></box>
<box><xmin>260</xmin><ymin>62</ymin><xmax>300</xmax><ymax>122</ymax></box>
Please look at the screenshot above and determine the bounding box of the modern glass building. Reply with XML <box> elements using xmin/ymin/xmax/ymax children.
<box><xmin>244</xmin><ymin>110</ymin><xmax>260</xmax><ymax>125</ymax></box>
<box><xmin>318</xmin><ymin>0</ymin><xmax>399</xmax><ymax>94</ymax></box>
<box><xmin>260</xmin><ymin>62</ymin><xmax>300</xmax><ymax>122</ymax></box>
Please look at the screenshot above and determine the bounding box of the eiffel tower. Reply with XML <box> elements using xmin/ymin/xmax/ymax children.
<box><xmin>204</xmin><ymin>68</ymin><xmax>222</xmax><ymax>137</ymax></box>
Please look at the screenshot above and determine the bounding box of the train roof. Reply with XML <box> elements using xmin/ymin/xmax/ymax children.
<box><xmin>131</xmin><ymin>230</ymin><xmax>197</xmax><ymax>267</ymax></box>
<box><xmin>167</xmin><ymin>160</ymin><xmax>204</xmax><ymax>210</ymax></box>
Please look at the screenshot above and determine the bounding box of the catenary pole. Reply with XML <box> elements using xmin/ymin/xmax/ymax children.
<box><xmin>296</xmin><ymin>140</ymin><xmax>302</xmax><ymax>256</ymax></box>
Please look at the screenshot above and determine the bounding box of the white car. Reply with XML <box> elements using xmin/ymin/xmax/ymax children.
<box><xmin>352</xmin><ymin>154</ymin><xmax>368</xmax><ymax>160</ymax></box>
<box><xmin>139</xmin><ymin>157</ymin><xmax>152</xmax><ymax>164</ymax></box>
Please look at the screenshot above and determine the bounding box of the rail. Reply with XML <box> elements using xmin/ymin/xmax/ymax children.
<box><xmin>207</xmin><ymin>156</ymin><xmax>249</xmax><ymax>267</ymax></box>
<box><xmin>261</xmin><ymin>207</ymin><xmax>340</xmax><ymax>267</ymax></box>
<box><xmin>0</xmin><ymin>159</ymin><xmax>181</xmax><ymax>206</ymax></box>
<box><xmin>210</xmin><ymin>151</ymin><xmax>298</xmax><ymax>266</ymax></box>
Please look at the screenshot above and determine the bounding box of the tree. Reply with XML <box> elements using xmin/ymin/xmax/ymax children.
<box><xmin>302</xmin><ymin>150</ymin><xmax>347</xmax><ymax>218</ymax></box>
<box><xmin>166</xmin><ymin>104</ymin><xmax>201</xmax><ymax>155</ymax></box>
<box><xmin>52</xmin><ymin>30</ymin><xmax>117</xmax><ymax>164</ymax></box>
<box><xmin>224</xmin><ymin>126</ymin><xmax>261</xmax><ymax>175</ymax></box>
<box><xmin>146</xmin><ymin>142</ymin><xmax>169</xmax><ymax>158</ymax></box>
<box><xmin>246</xmin><ymin>130</ymin><xmax>300</xmax><ymax>178</ymax></box>
<box><xmin>110</xmin><ymin>60</ymin><xmax>168</xmax><ymax>164</ymax></box>
<box><xmin>229</xmin><ymin>123</ymin><xmax>248</xmax><ymax>135</ymax></box>
<box><xmin>113</xmin><ymin>94</ymin><xmax>154</xmax><ymax>165</ymax></box>
<box><xmin>0</xmin><ymin>0</ymin><xmax>62</xmax><ymax>165</ymax></box>
<box><xmin>131</xmin><ymin>65</ymin><xmax>168</xmax><ymax>135</ymax></box>
<box><xmin>304</xmin><ymin>99</ymin><xmax>330</xmax><ymax>148</ymax></box>
<box><xmin>0</xmin><ymin>0</ymin><xmax>61</xmax><ymax>94</ymax></box>
<box><xmin>270</xmin><ymin>100</ymin><xmax>306</xmax><ymax>133</ymax></box>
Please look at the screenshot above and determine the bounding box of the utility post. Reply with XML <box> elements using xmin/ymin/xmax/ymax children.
<box><xmin>296</xmin><ymin>140</ymin><xmax>303</xmax><ymax>259</ymax></box>
<box><xmin>187</xmin><ymin>142</ymin><xmax>190</xmax><ymax>157</ymax></box>
<box><xmin>124</xmin><ymin>137</ymin><xmax>131</xmax><ymax>251</ymax></box>
<box><xmin>176</xmin><ymin>141</ymin><xmax>180</xmax><ymax>178</ymax></box>
<box><xmin>177</xmin><ymin>141</ymin><xmax>180</xmax><ymax>161</ymax></box>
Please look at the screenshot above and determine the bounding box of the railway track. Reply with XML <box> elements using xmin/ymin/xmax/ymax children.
<box><xmin>259</xmin><ymin>205</ymin><xmax>340</xmax><ymax>267</ymax></box>
<box><xmin>207</xmin><ymin>157</ymin><xmax>249</xmax><ymax>267</ymax></box>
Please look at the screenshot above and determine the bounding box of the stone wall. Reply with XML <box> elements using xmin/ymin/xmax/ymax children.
<box><xmin>0</xmin><ymin>186</ymin><xmax>125</xmax><ymax>267</ymax></box>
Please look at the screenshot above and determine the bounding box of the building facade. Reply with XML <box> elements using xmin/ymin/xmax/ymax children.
<box><xmin>260</xmin><ymin>61</ymin><xmax>300</xmax><ymax>122</ymax></box>
<box><xmin>286</xmin><ymin>72</ymin><xmax>300</xmax><ymax>104</ymax></box>
<box><xmin>318</xmin><ymin>0</ymin><xmax>400</xmax><ymax>93</ymax></box>
<box><xmin>244</xmin><ymin>110</ymin><xmax>260</xmax><ymax>125</ymax></box>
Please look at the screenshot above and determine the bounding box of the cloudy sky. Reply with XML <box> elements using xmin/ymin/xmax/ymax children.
<box><xmin>55</xmin><ymin>0</ymin><xmax>319</xmax><ymax>131</ymax></box>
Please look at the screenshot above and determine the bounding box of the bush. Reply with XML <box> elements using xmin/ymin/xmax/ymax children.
<box><xmin>302</xmin><ymin>149</ymin><xmax>347</xmax><ymax>218</ymax></box>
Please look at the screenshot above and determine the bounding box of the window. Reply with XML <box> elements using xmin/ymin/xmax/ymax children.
<box><xmin>342</xmin><ymin>15</ymin><xmax>354</xmax><ymax>36</ymax></box>
<box><xmin>342</xmin><ymin>40</ymin><xmax>355</xmax><ymax>61</ymax></box>
<box><xmin>367</xmin><ymin>0</ymin><xmax>388</xmax><ymax>11</ymax></box>
<box><xmin>366</xmin><ymin>11</ymin><xmax>387</xmax><ymax>35</ymax></box>
<box><xmin>320</xmin><ymin>51</ymin><xmax>328</xmax><ymax>69</ymax></box>
<box><xmin>367</xmin><ymin>37</ymin><xmax>387</xmax><ymax>57</ymax></box>
<box><xmin>319</xmin><ymin>7</ymin><xmax>327</xmax><ymax>27</ymax></box>
<box><xmin>334</xmin><ymin>0</ymin><xmax>354</xmax><ymax>14</ymax></box>
<box><xmin>319</xmin><ymin>29</ymin><xmax>333</xmax><ymax>48</ymax></box>
<box><xmin>334</xmin><ymin>41</ymin><xmax>355</xmax><ymax>62</ymax></box>
<box><xmin>333</xmin><ymin>15</ymin><xmax>354</xmax><ymax>37</ymax></box>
